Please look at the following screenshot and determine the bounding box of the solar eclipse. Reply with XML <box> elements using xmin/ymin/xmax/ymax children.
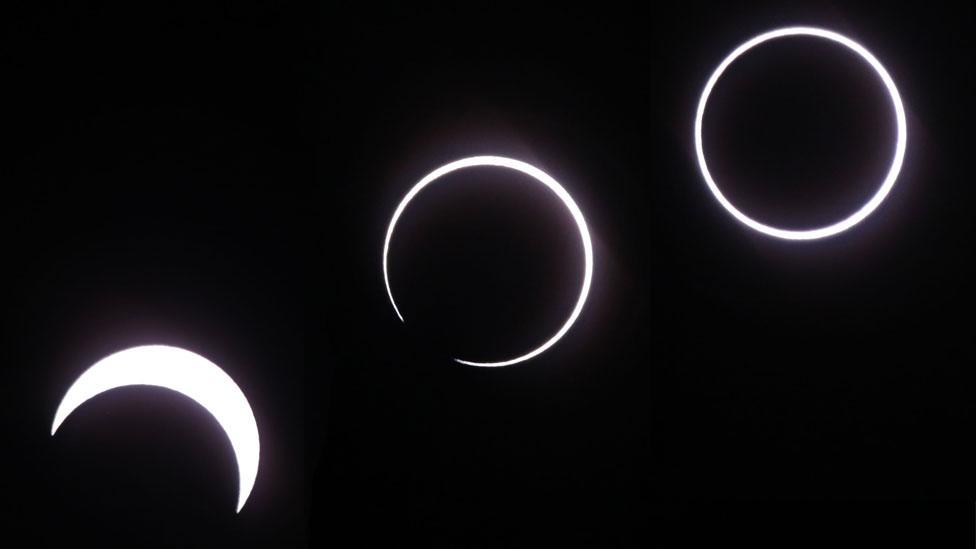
<box><xmin>51</xmin><ymin>345</ymin><xmax>260</xmax><ymax>513</ymax></box>
<box><xmin>694</xmin><ymin>26</ymin><xmax>907</xmax><ymax>240</ymax></box>
<box><xmin>382</xmin><ymin>156</ymin><xmax>594</xmax><ymax>367</ymax></box>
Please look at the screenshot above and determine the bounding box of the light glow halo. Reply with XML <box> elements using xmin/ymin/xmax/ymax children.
<box><xmin>694</xmin><ymin>26</ymin><xmax>907</xmax><ymax>240</ymax></box>
<box><xmin>51</xmin><ymin>345</ymin><xmax>260</xmax><ymax>513</ymax></box>
<box><xmin>382</xmin><ymin>155</ymin><xmax>593</xmax><ymax>368</ymax></box>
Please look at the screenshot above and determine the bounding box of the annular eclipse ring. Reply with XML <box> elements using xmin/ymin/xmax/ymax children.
<box><xmin>694</xmin><ymin>26</ymin><xmax>907</xmax><ymax>240</ymax></box>
<box><xmin>382</xmin><ymin>155</ymin><xmax>593</xmax><ymax>367</ymax></box>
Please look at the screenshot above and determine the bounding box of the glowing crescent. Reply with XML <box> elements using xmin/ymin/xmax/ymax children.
<box><xmin>51</xmin><ymin>345</ymin><xmax>260</xmax><ymax>513</ymax></box>
<box><xmin>383</xmin><ymin>155</ymin><xmax>594</xmax><ymax>368</ymax></box>
<box><xmin>694</xmin><ymin>26</ymin><xmax>907</xmax><ymax>240</ymax></box>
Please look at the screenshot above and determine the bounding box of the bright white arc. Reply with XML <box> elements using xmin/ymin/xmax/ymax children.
<box><xmin>51</xmin><ymin>345</ymin><xmax>260</xmax><ymax>513</ymax></box>
<box><xmin>694</xmin><ymin>26</ymin><xmax>907</xmax><ymax>240</ymax></box>
<box><xmin>383</xmin><ymin>155</ymin><xmax>593</xmax><ymax>368</ymax></box>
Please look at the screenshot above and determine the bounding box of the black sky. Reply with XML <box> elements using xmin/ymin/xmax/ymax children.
<box><xmin>1</xmin><ymin>1</ymin><xmax>974</xmax><ymax>546</ymax></box>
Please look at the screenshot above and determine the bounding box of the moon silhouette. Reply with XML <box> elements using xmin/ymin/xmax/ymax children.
<box><xmin>382</xmin><ymin>155</ymin><xmax>594</xmax><ymax>367</ymax></box>
<box><xmin>51</xmin><ymin>345</ymin><xmax>260</xmax><ymax>513</ymax></box>
<box><xmin>694</xmin><ymin>26</ymin><xmax>907</xmax><ymax>240</ymax></box>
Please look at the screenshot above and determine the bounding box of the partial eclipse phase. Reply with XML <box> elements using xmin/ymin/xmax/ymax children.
<box><xmin>51</xmin><ymin>345</ymin><xmax>260</xmax><ymax>513</ymax></box>
<box><xmin>695</xmin><ymin>26</ymin><xmax>907</xmax><ymax>240</ymax></box>
<box><xmin>383</xmin><ymin>155</ymin><xmax>593</xmax><ymax>367</ymax></box>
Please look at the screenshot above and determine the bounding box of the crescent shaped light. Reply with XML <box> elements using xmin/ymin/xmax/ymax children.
<box><xmin>694</xmin><ymin>26</ymin><xmax>907</xmax><ymax>240</ymax></box>
<box><xmin>382</xmin><ymin>155</ymin><xmax>593</xmax><ymax>368</ymax></box>
<box><xmin>51</xmin><ymin>345</ymin><xmax>260</xmax><ymax>513</ymax></box>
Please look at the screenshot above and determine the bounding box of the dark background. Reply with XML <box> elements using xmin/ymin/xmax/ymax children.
<box><xmin>317</xmin><ymin>3</ymin><xmax>649</xmax><ymax>546</ymax></box>
<box><xmin>1</xmin><ymin>2</ymin><xmax>311</xmax><ymax>546</ymax></box>
<box><xmin>652</xmin><ymin>0</ymin><xmax>976</xmax><ymax>545</ymax></box>
<box><xmin>1</xmin><ymin>1</ymin><xmax>974</xmax><ymax>547</ymax></box>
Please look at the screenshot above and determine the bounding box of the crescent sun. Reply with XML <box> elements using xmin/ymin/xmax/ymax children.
<box><xmin>51</xmin><ymin>345</ymin><xmax>260</xmax><ymax>513</ymax></box>
<box><xmin>382</xmin><ymin>155</ymin><xmax>594</xmax><ymax>368</ymax></box>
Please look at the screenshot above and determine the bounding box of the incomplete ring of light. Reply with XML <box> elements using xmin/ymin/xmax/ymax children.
<box><xmin>383</xmin><ymin>155</ymin><xmax>593</xmax><ymax>368</ymax></box>
<box><xmin>51</xmin><ymin>345</ymin><xmax>260</xmax><ymax>513</ymax></box>
<box><xmin>694</xmin><ymin>26</ymin><xmax>907</xmax><ymax>240</ymax></box>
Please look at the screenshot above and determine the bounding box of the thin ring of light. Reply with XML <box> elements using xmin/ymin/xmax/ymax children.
<box><xmin>382</xmin><ymin>155</ymin><xmax>593</xmax><ymax>367</ymax></box>
<box><xmin>694</xmin><ymin>26</ymin><xmax>907</xmax><ymax>240</ymax></box>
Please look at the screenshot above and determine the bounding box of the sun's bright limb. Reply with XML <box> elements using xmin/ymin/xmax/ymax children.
<box><xmin>383</xmin><ymin>156</ymin><xmax>594</xmax><ymax>367</ymax></box>
<box><xmin>694</xmin><ymin>27</ymin><xmax>907</xmax><ymax>240</ymax></box>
